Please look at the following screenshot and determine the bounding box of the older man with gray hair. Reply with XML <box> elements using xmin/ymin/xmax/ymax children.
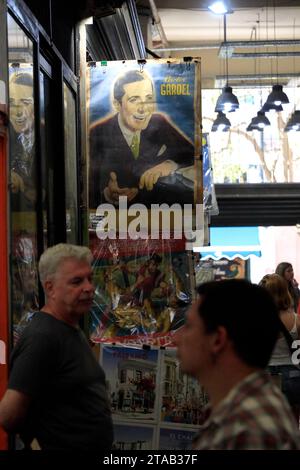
<box><xmin>0</xmin><ymin>243</ymin><xmax>113</xmax><ymax>451</ymax></box>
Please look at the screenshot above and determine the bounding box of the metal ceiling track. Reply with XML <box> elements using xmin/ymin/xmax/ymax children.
<box><xmin>219</xmin><ymin>40</ymin><xmax>300</xmax><ymax>58</ymax></box>
<box><xmin>215</xmin><ymin>73</ymin><xmax>300</xmax><ymax>88</ymax></box>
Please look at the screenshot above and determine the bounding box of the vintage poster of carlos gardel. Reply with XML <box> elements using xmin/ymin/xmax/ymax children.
<box><xmin>87</xmin><ymin>59</ymin><xmax>201</xmax><ymax>210</ymax></box>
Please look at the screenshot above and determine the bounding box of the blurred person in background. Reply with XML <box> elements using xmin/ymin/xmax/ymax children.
<box><xmin>259</xmin><ymin>273</ymin><xmax>300</xmax><ymax>423</ymax></box>
<box><xmin>275</xmin><ymin>262</ymin><xmax>300</xmax><ymax>314</ymax></box>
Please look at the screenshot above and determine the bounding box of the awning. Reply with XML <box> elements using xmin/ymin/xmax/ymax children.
<box><xmin>193</xmin><ymin>226</ymin><xmax>261</xmax><ymax>260</ymax></box>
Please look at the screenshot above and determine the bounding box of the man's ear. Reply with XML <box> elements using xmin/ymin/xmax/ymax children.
<box><xmin>211</xmin><ymin>326</ymin><xmax>229</xmax><ymax>355</ymax></box>
<box><xmin>113</xmin><ymin>99</ymin><xmax>121</xmax><ymax>112</ymax></box>
<box><xmin>44</xmin><ymin>279</ymin><xmax>54</xmax><ymax>298</ymax></box>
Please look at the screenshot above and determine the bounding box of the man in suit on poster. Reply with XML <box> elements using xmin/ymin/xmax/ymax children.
<box><xmin>89</xmin><ymin>69</ymin><xmax>195</xmax><ymax>208</ymax></box>
<box><xmin>9</xmin><ymin>71</ymin><xmax>37</xmax><ymax>210</ymax></box>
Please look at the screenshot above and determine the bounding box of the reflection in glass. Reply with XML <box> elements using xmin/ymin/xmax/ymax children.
<box><xmin>39</xmin><ymin>69</ymin><xmax>50</xmax><ymax>249</ymax></box>
<box><xmin>64</xmin><ymin>82</ymin><xmax>78</xmax><ymax>243</ymax></box>
<box><xmin>9</xmin><ymin>71</ymin><xmax>36</xmax><ymax>208</ymax></box>
<box><xmin>7</xmin><ymin>13</ymin><xmax>39</xmax><ymax>340</ymax></box>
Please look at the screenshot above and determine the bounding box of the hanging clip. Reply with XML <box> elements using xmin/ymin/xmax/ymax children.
<box><xmin>183</xmin><ymin>57</ymin><xmax>192</xmax><ymax>70</ymax></box>
<box><xmin>100</xmin><ymin>60</ymin><xmax>107</xmax><ymax>74</ymax></box>
<box><xmin>138</xmin><ymin>59</ymin><xmax>147</xmax><ymax>73</ymax></box>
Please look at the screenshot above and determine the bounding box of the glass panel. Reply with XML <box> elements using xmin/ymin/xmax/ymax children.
<box><xmin>63</xmin><ymin>82</ymin><xmax>78</xmax><ymax>243</ymax></box>
<box><xmin>39</xmin><ymin>68</ymin><xmax>56</xmax><ymax>247</ymax></box>
<box><xmin>39</xmin><ymin>70</ymin><xmax>48</xmax><ymax>249</ymax></box>
<box><xmin>7</xmin><ymin>14</ymin><xmax>39</xmax><ymax>340</ymax></box>
<box><xmin>202</xmin><ymin>88</ymin><xmax>300</xmax><ymax>184</ymax></box>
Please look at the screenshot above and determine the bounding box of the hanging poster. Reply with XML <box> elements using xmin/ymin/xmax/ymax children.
<box><xmin>101</xmin><ymin>345</ymin><xmax>159</xmax><ymax>422</ymax></box>
<box><xmin>89</xmin><ymin>235</ymin><xmax>192</xmax><ymax>346</ymax></box>
<box><xmin>87</xmin><ymin>58</ymin><xmax>202</xmax><ymax>210</ymax></box>
<box><xmin>160</xmin><ymin>349</ymin><xmax>209</xmax><ymax>426</ymax></box>
<box><xmin>202</xmin><ymin>133</ymin><xmax>219</xmax><ymax>216</ymax></box>
<box><xmin>195</xmin><ymin>257</ymin><xmax>247</xmax><ymax>286</ymax></box>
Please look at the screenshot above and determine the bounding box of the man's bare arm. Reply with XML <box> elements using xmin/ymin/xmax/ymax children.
<box><xmin>0</xmin><ymin>389</ymin><xmax>31</xmax><ymax>432</ymax></box>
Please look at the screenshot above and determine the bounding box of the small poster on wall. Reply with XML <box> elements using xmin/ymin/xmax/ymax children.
<box><xmin>101</xmin><ymin>345</ymin><xmax>159</xmax><ymax>422</ymax></box>
<box><xmin>195</xmin><ymin>257</ymin><xmax>247</xmax><ymax>286</ymax></box>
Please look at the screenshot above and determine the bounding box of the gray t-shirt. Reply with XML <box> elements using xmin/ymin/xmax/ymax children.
<box><xmin>9</xmin><ymin>311</ymin><xmax>113</xmax><ymax>451</ymax></box>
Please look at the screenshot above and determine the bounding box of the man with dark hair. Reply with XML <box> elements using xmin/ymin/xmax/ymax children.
<box><xmin>175</xmin><ymin>279</ymin><xmax>300</xmax><ymax>449</ymax></box>
<box><xmin>89</xmin><ymin>69</ymin><xmax>194</xmax><ymax>208</ymax></box>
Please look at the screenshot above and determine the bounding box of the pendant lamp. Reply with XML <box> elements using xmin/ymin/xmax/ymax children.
<box><xmin>284</xmin><ymin>110</ymin><xmax>300</xmax><ymax>132</ymax></box>
<box><xmin>214</xmin><ymin>13</ymin><xmax>239</xmax><ymax>114</ymax></box>
<box><xmin>247</xmin><ymin>111</ymin><xmax>270</xmax><ymax>132</ymax></box>
<box><xmin>265</xmin><ymin>84</ymin><xmax>289</xmax><ymax>106</ymax></box>
<box><xmin>261</xmin><ymin>101</ymin><xmax>283</xmax><ymax>113</ymax></box>
<box><xmin>211</xmin><ymin>111</ymin><xmax>231</xmax><ymax>132</ymax></box>
<box><xmin>263</xmin><ymin>2</ymin><xmax>289</xmax><ymax>108</ymax></box>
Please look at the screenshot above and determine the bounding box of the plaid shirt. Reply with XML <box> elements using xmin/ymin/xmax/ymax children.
<box><xmin>193</xmin><ymin>370</ymin><xmax>300</xmax><ymax>450</ymax></box>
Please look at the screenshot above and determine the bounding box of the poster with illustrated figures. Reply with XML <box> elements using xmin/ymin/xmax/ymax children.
<box><xmin>89</xmin><ymin>235</ymin><xmax>192</xmax><ymax>346</ymax></box>
<box><xmin>87</xmin><ymin>58</ymin><xmax>202</xmax><ymax>210</ymax></box>
<box><xmin>195</xmin><ymin>257</ymin><xmax>247</xmax><ymax>286</ymax></box>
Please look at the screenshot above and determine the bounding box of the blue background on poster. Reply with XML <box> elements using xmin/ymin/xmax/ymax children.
<box><xmin>88</xmin><ymin>61</ymin><xmax>195</xmax><ymax>141</ymax></box>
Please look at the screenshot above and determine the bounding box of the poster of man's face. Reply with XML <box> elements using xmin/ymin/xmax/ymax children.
<box><xmin>88</xmin><ymin>59</ymin><xmax>201</xmax><ymax>209</ymax></box>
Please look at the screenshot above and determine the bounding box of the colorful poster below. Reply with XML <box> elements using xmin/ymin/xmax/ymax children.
<box><xmin>101</xmin><ymin>345</ymin><xmax>159</xmax><ymax>421</ymax></box>
<box><xmin>87</xmin><ymin>59</ymin><xmax>201</xmax><ymax>209</ymax></box>
<box><xmin>159</xmin><ymin>427</ymin><xmax>197</xmax><ymax>451</ymax></box>
<box><xmin>89</xmin><ymin>236</ymin><xmax>191</xmax><ymax>346</ymax></box>
<box><xmin>160</xmin><ymin>350</ymin><xmax>209</xmax><ymax>426</ymax></box>
<box><xmin>113</xmin><ymin>423</ymin><xmax>154</xmax><ymax>450</ymax></box>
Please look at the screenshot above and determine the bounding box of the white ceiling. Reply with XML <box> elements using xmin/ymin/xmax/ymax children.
<box><xmin>143</xmin><ymin>1</ymin><xmax>300</xmax><ymax>88</ymax></box>
<box><xmin>158</xmin><ymin>7</ymin><xmax>300</xmax><ymax>42</ymax></box>
<box><xmin>158</xmin><ymin>6</ymin><xmax>300</xmax><ymax>45</ymax></box>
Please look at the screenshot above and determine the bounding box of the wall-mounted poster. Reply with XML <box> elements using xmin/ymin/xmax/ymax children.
<box><xmin>160</xmin><ymin>350</ymin><xmax>209</xmax><ymax>426</ymax></box>
<box><xmin>113</xmin><ymin>423</ymin><xmax>154</xmax><ymax>450</ymax></box>
<box><xmin>101</xmin><ymin>345</ymin><xmax>159</xmax><ymax>422</ymax></box>
<box><xmin>159</xmin><ymin>427</ymin><xmax>197</xmax><ymax>450</ymax></box>
<box><xmin>202</xmin><ymin>133</ymin><xmax>218</xmax><ymax>216</ymax></box>
<box><xmin>89</xmin><ymin>236</ymin><xmax>192</xmax><ymax>346</ymax></box>
<box><xmin>87</xmin><ymin>58</ymin><xmax>202</xmax><ymax>210</ymax></box>
<box><xmin>195</xmin><ymin>257</ymin><xmax>247</xmax><ymax>286</ymax></box>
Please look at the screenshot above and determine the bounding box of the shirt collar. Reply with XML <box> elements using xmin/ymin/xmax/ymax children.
<box><xmin>117</xmin><ymin>114</ymin><xmax>141</xmax><ymax>147</ymax></box>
